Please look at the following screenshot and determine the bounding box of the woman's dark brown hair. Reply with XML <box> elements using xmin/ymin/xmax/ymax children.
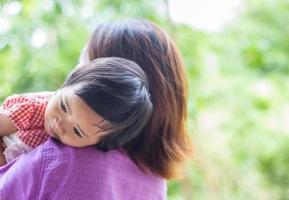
<box><xmin>85</xmin><ymin>19</ymin><xmax>191</xmax><ymax>179</ymax></box>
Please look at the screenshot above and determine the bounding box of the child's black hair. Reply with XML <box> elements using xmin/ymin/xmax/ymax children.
<box><xmin>62</xmin><ymin>57</ymin><xmax>152</xmax><ymax>150</ymax></box>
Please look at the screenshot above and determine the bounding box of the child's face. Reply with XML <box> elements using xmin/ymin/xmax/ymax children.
<box><xmin>44</xmin><ymin>86</ymin><xmax>110</xmax><ymax>148</ymax></box>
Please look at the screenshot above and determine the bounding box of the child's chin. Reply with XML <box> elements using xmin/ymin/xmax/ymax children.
<box><xmin>51</xmin><ymin>137</ymin><xmax>62</xmax><ymax>144</ymax></box>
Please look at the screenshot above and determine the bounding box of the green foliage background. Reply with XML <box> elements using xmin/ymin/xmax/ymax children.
<box><xmin>1</xmin><ymin>0</ymin><xmax>289</xmax><ymax>199</ymax></box>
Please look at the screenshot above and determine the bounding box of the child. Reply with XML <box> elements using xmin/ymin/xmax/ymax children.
<box><xmin>0</xmin><ymin>57</ymin><xmax>152</xmax><ymax>165</ymax></box>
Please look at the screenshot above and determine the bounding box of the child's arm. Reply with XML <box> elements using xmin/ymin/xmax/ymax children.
<box><xmin>0</xmin><ymin>114</ymin><xmax>17</xmax><ymax>136</ymax></box>
<box><xmin>0</xmin><ymin>114</ymin><xmax>17</xmax><ymax>166</ymax></box>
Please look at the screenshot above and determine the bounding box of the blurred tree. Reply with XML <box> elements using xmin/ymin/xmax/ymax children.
<box><xmin>225</xmin><ymin>0</ymin><xmax>289</xmax><ymax>74</ymax></box>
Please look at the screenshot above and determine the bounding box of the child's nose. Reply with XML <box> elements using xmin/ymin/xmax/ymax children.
<box><xmin>53</xmin><ymin>117</ymin><xmax>66</xmax><ymax>135</ymax></box>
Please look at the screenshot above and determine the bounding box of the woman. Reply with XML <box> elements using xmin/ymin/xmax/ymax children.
<box><xmin>0</xmin><ymin>19</ymin><xmax>191</xmax><ymax>199</ymax></box>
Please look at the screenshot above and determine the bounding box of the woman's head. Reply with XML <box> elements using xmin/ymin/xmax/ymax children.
<box><xmin>80</xmin><ymin>19</ymin><xmax>191</xmax><ymax>179</ymax></box>
<box><xmin>45</xmin><ymin>57</ymin><xmax>152</xmax><ymax>149</ymax></box>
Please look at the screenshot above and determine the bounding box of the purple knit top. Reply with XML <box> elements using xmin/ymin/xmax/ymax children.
<box><xmin>0</xmin><ymin>138</ymin><xmax>167</xmax><ymax>199</ymax></box>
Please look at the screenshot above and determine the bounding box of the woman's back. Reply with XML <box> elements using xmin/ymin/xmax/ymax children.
<box><xmin>0</xmin><ymin>138</ymin><xmax>166</xmax><ymax>200</ymax></box>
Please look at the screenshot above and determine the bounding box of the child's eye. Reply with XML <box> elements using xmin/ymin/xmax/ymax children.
<box><xmin>73</xmin><ymin>127</ymin><xmax>83</xmax><ymax>138</ymax></box>
<box><xmin>60</xmin><ymin>99</ymin><xmax>67</xmax><ymax>113</ymax></box>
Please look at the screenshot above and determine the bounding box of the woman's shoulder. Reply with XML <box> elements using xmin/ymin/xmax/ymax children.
<box><xmin>0</xmin><ymin>138</ymin><xmax>166</xmax><ymax>199</ymax></box>
<box><xmin>41</xmin><ymin>139</ymin><xmax>167</xmax><ymax>199</ymax></box>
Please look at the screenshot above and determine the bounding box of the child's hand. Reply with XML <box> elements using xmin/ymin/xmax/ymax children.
<box><xmin>0</xmin><ymin>139</ymin><xmax>7</xmax><ymax>166</ymax></box>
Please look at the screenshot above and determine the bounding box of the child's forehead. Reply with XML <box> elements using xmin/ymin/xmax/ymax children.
<box><xmin>61</xmin><ymin>87</ymin><xmax>108</xmax><ymax>135</ymax></box>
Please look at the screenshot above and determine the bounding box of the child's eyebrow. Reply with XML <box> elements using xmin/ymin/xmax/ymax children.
<box><xmin>63</xmin><ymin>95</ymin><xmax>89</xmax><ymax>138</ymax></box>
<box><xmin>93</xmin><ymin>119</ymin><xmax>106</xmax><ymax>130</ymax></box>
<box><xmin>92</xmin><ymin>119</ymin><xmax>114</xmax><ymax>135</ymax></box>
<box><xmin>64</xmin><ymin>95</ymin><xmax>72</xmax><ymax>114</ymax></box>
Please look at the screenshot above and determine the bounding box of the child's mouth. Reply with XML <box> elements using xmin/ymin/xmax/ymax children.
<box><xmin>45</xmin><ymin>119</ymin><xmax>60</xmax><ymax>140</ymax></box>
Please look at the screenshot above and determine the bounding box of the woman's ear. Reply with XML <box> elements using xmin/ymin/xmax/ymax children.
<box><xmin>77</xmin><ymin>44</ymin><xmax>90</xmax><ymax>67</ymax></box>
